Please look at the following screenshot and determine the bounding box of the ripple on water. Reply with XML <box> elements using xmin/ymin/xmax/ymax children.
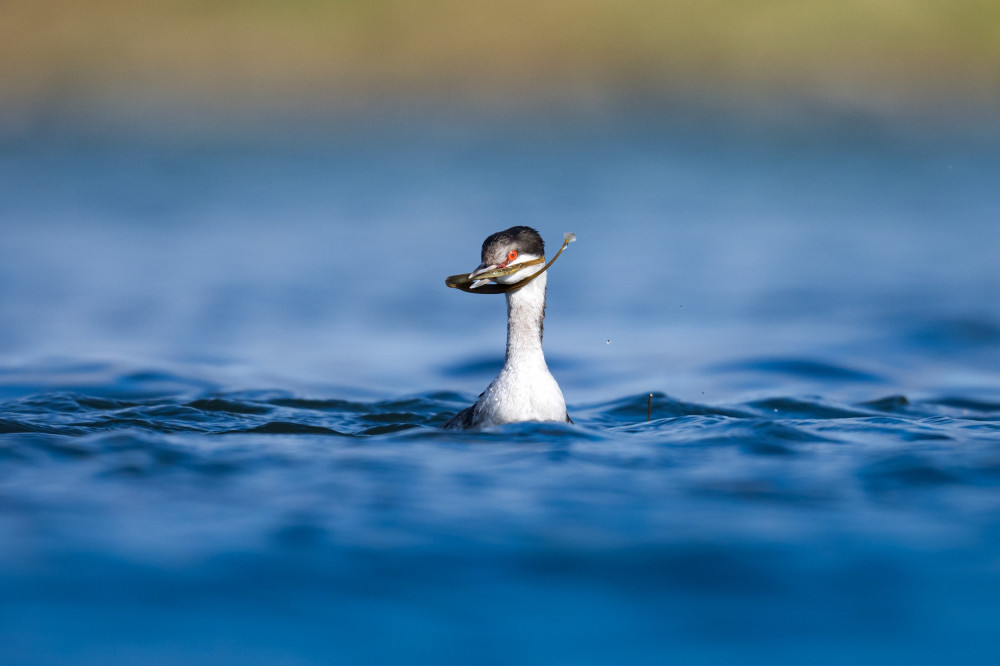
<box><xmin>858</xmin><ymin>453</ymin><xmax>964</xmax><ymax>493</ymax></box>
<box><xmin>584</xmin><ymin>392</ymin><xmax>752</xmax><ymax>426</ymax></box>
<box><xmin>709</xmin><ymin>357</ymin><xmax>886</xmax><ymax>383</ymax></box>
<box><xmin>928</xmin><ymin>397</ymin><xmax>1000</xmax><ymax>418</ymax></box>
<box><xmin>0</xmin><ymin>375</ymin><xmax>998</xmax><ymax>666</ymax></box>
<box><xmin>906</xmin><ymin>317</ymin><xmax>1000</xmax><ymax>352</ymax></box>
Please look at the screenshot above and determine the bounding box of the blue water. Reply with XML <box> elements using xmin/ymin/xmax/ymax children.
<box><xmin>2</xmin><ymin>112</ymin><xmax>1000</xmax><ymax>664</ymax></box>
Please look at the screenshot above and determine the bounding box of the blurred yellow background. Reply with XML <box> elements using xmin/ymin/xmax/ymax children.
<box><xmin>2</xmin><ymin>0</ymin><xmax>998</xmax><ymax>124</ymax></box>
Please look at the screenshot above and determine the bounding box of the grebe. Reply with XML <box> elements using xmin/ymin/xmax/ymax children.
<box><xmin>444</xmin><ymin>226</ymin><xmax>574</xmax><ymax>430</ymax></box>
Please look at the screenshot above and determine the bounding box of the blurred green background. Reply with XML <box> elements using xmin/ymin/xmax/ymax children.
<box><xmin>3</xmin><ymin>0</ymin><xmax>998</xmax><ymax>128</ymax></box>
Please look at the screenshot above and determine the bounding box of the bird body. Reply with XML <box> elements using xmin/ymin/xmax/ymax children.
<box><xmin>445</xmin><ymin>227</ymin><xmax>571</xmax><ymax>430</ymax></box>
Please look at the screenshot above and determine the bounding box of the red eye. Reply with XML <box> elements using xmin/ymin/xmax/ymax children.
<box><xmin>507</xmin><ymin>250</ymin><xmax>518</xmax><ymax>262</ymax></box>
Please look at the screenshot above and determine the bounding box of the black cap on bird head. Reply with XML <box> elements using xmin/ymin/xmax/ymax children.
<box><xmin>481</xmin><ymin>226</ymin><xmax>545</xmax><ymax>265</ymax></box>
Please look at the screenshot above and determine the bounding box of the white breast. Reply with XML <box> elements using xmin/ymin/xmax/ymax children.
<box><xmin>473</xmin><ymin>360</ymin><xmax>567</xmax><ymax>427</ymax></box>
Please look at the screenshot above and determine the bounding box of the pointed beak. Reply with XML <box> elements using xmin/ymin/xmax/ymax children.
<box><xmin>446</xmin><ymin>261</ymin><xmax>524</xmax><ymax>291</ymax></box>
<box><xmin>468</xmin><ymin>263</ymin><xmax>502</xmax><ymax>289</ymax></box>
<box><xmin>469</xmin><ymin>262</ymin><xmax>500</xmax><ymax>279</ymax></box>
<box><xmin>445</xmin><ymin>263</ymin><xmax>506</xmax><ymax>291</ymax></box>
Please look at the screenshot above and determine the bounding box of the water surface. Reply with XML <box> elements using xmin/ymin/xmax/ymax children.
<box><xmin>1</xmin><ymin>112</ymin><xmax>999</xmax><ymax>664</ymax></box>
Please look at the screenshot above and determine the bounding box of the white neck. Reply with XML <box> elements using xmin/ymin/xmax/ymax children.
<box><xmin>504</xmin><ymin>271</ymin><xmax>547</xmax><ymax>370</ymax></box>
